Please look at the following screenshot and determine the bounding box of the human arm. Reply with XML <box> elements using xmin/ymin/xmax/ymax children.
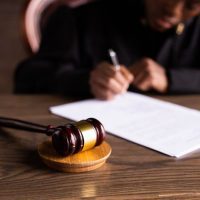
<box><xmin>89</xmin><ymin>62</ymin><xmax>133</xmax><ymax>100</ymax></box>
<box><xmin>129</xmin><ymin>57</ymin><xmax>200</xmax><ymax>94</ymax></box>
<box><xmin>14</xmin><ymin>6</ymin><xmax>91</xmax><ymax>97</ymax></box>
<box><xmin>129</xmin><ymin>58</ymin><xmax>168</xmax><ymax>93</ymax></box>
<box><xmin>167</xmin><ymin>69</ymin><xmax>200</xmax><ymax>93</ymax></box>
<box><xmin>14</xmin><ymin>57</ymin><xmax>91</xmax><ymax>96</ymax></box>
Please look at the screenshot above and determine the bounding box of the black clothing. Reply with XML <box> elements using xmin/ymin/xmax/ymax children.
<box><xmin>15</xmin><ymin>0</ymin><xmax>200</xmax><ymax>96</ymax></box>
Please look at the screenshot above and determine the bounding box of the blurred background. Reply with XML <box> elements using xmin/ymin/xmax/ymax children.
<box><xmin>0</xmin><ymin>0</ymin><xmax>27</xmax><ymax>94</ymax></box>
<box><xmin>0</xmin><ymin>0</ymin><xmax>90</xmax><ymax>94</ymax></box>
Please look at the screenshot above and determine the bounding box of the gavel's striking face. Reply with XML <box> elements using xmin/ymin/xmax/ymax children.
<box><xmin>52</xmin><ymin>118</ymin><xmax>106</xmax><ymax>156</ymax></box>
<box><xmin>145</xmin><ymin>0</ymin><xmax>200</xmax><ymax>32</ymax></box>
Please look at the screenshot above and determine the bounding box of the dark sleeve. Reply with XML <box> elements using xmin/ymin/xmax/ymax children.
<box><xmin>167</xmin><ymin>69</ymin><xmax>200</xmax><ymax>94</ymax></box>
<box><xmin>166</xmin><ymin>16</ymin><xmax>200</xmax><ymax>94</ymax></box>
<box><xmin>14</xmin><ymin>6</ymin><xmax>91</xmax><ymax>97</ymax></box>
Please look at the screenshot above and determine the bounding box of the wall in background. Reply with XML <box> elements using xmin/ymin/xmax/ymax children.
<box><xmin>0</xmin><ymin>0</ymin><xmax>27</xmax><ymax>93</ymax></box>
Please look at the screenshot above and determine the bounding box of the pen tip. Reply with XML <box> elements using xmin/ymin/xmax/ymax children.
<box><xmin>108</xmin><ymin>49</ymin><xmax>115</xmax><ymax>57</ymax></box>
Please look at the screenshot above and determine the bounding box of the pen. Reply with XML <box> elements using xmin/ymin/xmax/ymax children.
<box><xmin>108</xmin><ymin>49</ymin><xmax>120</xmax><ymax>70</ymax></box>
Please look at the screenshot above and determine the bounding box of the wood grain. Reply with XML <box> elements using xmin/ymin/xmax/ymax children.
<box><xmin>1</xmin><ymin>94</ymin><xmax>200</xmax><ymax>199</ymax></box>
<box><xmin>38</xmin><ymin>141</ymin><xmax>111</xmax><ymax>172</ymax></box>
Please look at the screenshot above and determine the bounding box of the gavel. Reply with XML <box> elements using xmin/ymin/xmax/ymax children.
<box><xmin>0</xmin><ymin>117</ymin><xmax>106</xmax><ymax>156</ymax></box>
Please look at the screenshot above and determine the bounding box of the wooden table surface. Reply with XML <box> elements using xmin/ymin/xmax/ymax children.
<box><xmin>1</xmin><ymin>94</ymin><xmax>200</xmax><ymax>200</ymax></box>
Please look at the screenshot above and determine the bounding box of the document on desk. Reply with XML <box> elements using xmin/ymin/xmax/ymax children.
<box><xmin>50</xmin><ymin>92</ymin><xmax>200</xmax><ymax>158</ymax></box>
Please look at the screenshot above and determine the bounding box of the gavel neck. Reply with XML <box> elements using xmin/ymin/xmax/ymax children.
<box><xmin>46</xmin><ymin>125</ymin><xmax>57</xmax><ymax>136</ymax></box>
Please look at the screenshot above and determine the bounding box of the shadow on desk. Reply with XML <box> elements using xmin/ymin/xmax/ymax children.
<box><xmin>0</xmin><ymin>127</ymin><xmax>48</xmax><ymax>172</ymax></box>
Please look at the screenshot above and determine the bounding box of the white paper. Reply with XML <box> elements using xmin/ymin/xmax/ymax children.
<box><xmin>50</xmin><ymin>92</ymin><xmax>200</xmax><ymax>157</ymax></box>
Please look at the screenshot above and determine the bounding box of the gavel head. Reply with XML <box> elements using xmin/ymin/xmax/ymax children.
<box><xmin>51</xmin><ymin>118</ymin><xmax>106</xmax><ymax>156</ymax></box>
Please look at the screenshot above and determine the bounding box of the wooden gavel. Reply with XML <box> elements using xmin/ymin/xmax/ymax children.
<box><xmin>0</xmin><ymin>117</ymin><xmax>106</xmax><ymax>156</ymax></box>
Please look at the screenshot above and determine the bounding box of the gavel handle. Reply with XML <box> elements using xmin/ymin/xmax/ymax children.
<box><xmin>0</xmin><ymin>117</ymin><xmax>48</xmax><ymax>134</ymax></box>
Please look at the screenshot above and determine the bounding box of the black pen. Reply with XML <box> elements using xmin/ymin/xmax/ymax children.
<box><xmin>108</xmin><ymin>49</ymin><xmax>120</xmax><ymax>70</ymax></box>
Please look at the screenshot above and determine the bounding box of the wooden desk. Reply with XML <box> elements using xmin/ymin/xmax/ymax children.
<box><xmin>1</xmin><ymin>94</ymin><xmax>200</xmax><ymax>200</ymax></box>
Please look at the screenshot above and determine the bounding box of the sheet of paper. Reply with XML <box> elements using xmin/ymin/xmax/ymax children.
<box><xmin>50</xmin><ymin>92</ymin><xmax>200</xmax><ymax>157</ymax></box>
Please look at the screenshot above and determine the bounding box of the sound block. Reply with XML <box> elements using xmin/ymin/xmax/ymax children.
<box><xmin>38</xmin><ymin>141</ymin><xmax>112</xmax><ymax>173</ymax></box>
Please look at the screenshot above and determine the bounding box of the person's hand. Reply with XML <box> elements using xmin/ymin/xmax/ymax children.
<box><xmin>89</xmin><ymin>61</ymin><xmax>133</xmax><ymax>100</ymax></box>
<box><xmin>129</xmin><ymin>58</ymin><xmax>168</xmax><ymax>93</ymax></box>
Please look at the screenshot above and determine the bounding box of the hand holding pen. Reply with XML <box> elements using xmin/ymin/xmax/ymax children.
<box><xmin>89</xmin><ymin>49</ymin><xmax>133</xmax><ymax>100</ymax></box>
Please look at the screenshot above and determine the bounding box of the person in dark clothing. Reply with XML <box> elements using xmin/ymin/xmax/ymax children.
<box><xmin>15</xmin><ymin>0</ymin><xmax>200</xmax><ymax>100</ymax></box>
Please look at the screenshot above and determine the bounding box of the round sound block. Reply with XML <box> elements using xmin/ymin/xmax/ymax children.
<box><xmin>38</xmin><ymin>141</ymin><xmax>112</xmax><ymax>173</ymax></box>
